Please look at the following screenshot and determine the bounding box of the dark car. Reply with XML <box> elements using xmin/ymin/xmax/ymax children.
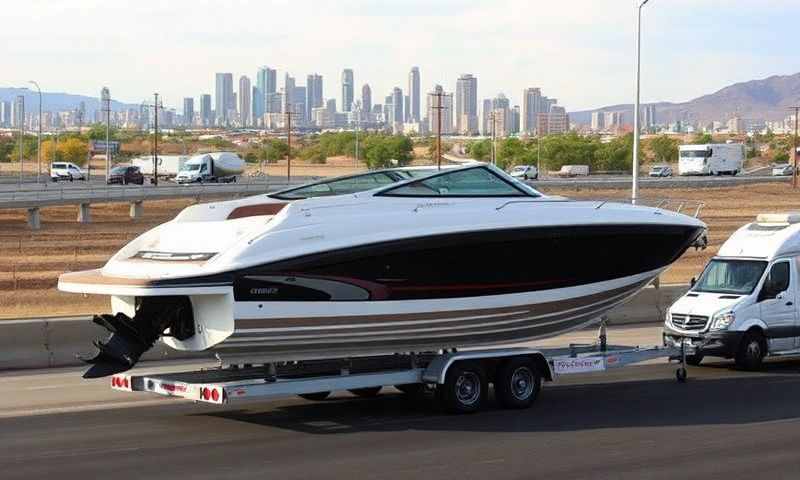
<box><xmin>107</xmin><ymin>165</ymin><xmax>145</xmax><ymax>185</ymax></box>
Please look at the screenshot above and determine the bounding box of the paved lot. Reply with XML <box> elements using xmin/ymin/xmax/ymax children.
<box><xmin>2</xmin><ymin>324</ymin><xmax>800</xmax><ymax>479</ymax></box>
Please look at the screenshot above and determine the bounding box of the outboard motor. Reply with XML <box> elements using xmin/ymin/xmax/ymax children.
<box><xmin>81</xmin><ymin>296</ymin><xmax>195</xmax><ymax>378</ymax></box>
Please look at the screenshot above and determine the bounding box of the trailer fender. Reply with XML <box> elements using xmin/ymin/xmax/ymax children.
<box><xmin>422</xmin><ymin>348</ymin><xmax>553</xmax><ymax>384</ymax></box>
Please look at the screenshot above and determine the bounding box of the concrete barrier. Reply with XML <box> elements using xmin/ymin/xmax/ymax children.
<box><xmin>0</xmin><ymin>284</ymin><xmax>690</xmax><ymax>371</ymax></box>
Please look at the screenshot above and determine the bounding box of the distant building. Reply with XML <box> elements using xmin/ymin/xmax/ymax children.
<box><xmin>604</xmin><ymin>111</ymin><xmax>624</xmax><ymax>129</ymax></box>
<box><xmin>361</xmin><ymin>84</ymin><xmax>372</xmax><ymax>115</ymax></box>
<box><xmin>0</xmin><ymin>101</ymin><xmax>10</xmax><ymax>127</ymax></box>
<box><xmin>392</xmin><ymin>87</ymin><xmax>404</xmax><ymax>126</ymax></box>
<box><xmin>427</xmin><ymin>85</ymin><xmax>453</xmax><ymax>135</ymax></box>
<box><xmin>215</xmin><ymin>72</ymin><xmax>234</xmax><ymax>126</ymax></box>
<box><xmin>292</xmin><ymin>86</ymin><xmax>307</xmax><ymax>125</ymax></box>
<box><xmin>511</xmin><ymin>106</ymin><xmax>520</xmax><ymax>134</ymax></box>
<box><xmin>482</xmin><ymin>94</ymin><xmax>510</xmax><ymax>136</ymax></box>
<box><xmin>306</xmin><ymin>74</ymin><xmax>323</xmax><ymax>124</ymax></box>
<box><xmin>727</xmin><ymin>115</ymin><xmax>744</xmax><ymax>134</ymax></box>
<box><xmin>455</xmin><ymin>74</ymin><xmax>478</xmax><ymax>135</ymax></box>
<box><xmin>408</xmin><ymin>66</ymin><xmax>421</xmax><ymax>122</ymax></box>
<box><xmin>341</xmin><ymin>69</ymin><xmax>354</xmax><ymax>112</ymax></box>
<box><xmin>200</xmin><ymin>94</ymin><xmax>212</xmax><ymax>127</ymax></box>
<box><xmin>643</xmin><ymin>104</ymin><xmax>656</xmax><ymax>130</ymax></box>
<box><xmin>255</xmin><ymin>66</ymin><xmax>277</xmax><ymax>118</ymax></box>
<box><xmin>11</xmin><ymin>95</ymin><xmax>24</xmax><ymax>129</ymax></box>
<box><xmin>238</xmin><ymin>75</ymin><xmax>251</xmax><ymax>127</ymax></box>
<box><xmin>521</xmin><ymin>88</ymin><xmax>542</xmax><ymax>134</ymax></box>
<box><xmin>537</xmin><ymin>106</ymin><xmax>569</xmax><ymax>135</ymax></box>
<box><xmin>183</xmin><ymin>98</ymin><xmax>194</xmax><ymax>127</ymax></box>
<box><xmin>591</xmin><ymin>111</ymin><xmax>605</xmax><ymax>131</ymax></box>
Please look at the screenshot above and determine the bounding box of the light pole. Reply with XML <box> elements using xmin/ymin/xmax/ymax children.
<box><xmin>101</xmin><ymin>87</ymin><xmax>111</xmax><ymax>182</ymax></box>
<box><xmin>354</xmin><ymin>103</ymin><xmax>360</xmax><ymax>166</ymax></box>
<box><xmin>29</xmin><ymin>81</ymin><xmax>42</xmax><ymax>184</ymax></box>
<box><xmin>631</xmin><ymin>0</ymin><xmax>651</xmax><ymax>204</ymax></box>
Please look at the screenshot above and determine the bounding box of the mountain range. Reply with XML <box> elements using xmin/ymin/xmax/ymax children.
<box><xmin>0</xmin><ymin>88</ymin><xmax>138</xmax><ymax>118</ymax></box>
<box><xmin>570</xmin><ymin>72</ymin><xmax>800</xmax><ymax>126</ymax></box>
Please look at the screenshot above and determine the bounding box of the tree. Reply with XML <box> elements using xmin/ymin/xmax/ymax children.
<box><xmin>87</xmin><ymin>123</ymin><xmax>118</xmax><ymax>141</ymax></box>
<box><xmin>41</xmin><ymin>140</ymin><xmax>61</xmax><ymax>163</ymax></box>
<box><xmin>647</xmin><ymin>135</ymin><xmax>679</xmax><ymax>164</ymax></box>
<box><xmin>690</xmin><ymin>132</ymin><xmax>713</xmax><ymax>144</ymax></box>
<box><xmin>258</xmin><ymin>139</ymin><xmax>289</xmax><ymax>163</ymax></box>
<box><xmin>59</xmin><ymin>138</ymin><xmax>89</xmax><ymax>165</ymax></box>
<box><xmin>466</xmin><ymin>139</ymin><xmax>491</xmax><ymax>161</ymax></box>
<box><xmin>773</xmin><ymin>151</ymin><xmax>790</xmax><ymax>164</ymax></box>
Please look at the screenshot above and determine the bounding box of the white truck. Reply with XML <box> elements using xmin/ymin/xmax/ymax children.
<box><xmin>132</xmin><ymin>155</ymin><xmax>190</xmax><ymax>180</ymax></box>
<box><xmin>664</xmin><ymin>212</ymin><xmax>800</xmax><ymax>370</ymax></box>
<box><xmin>175</xmin><ymin>152</ymin><xmax>245</xmax><ymax>184</ymax></box>
<box><xmin>678</xmin><ymin>143</ymin><xmax>744</xmax><ymax>176</ymax></box>
<box><xmin>553</xmin><ymin>165</ymin><xmax>589</xmax><ymax>177</ymax></box>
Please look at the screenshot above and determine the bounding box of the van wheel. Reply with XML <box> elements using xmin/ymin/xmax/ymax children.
<box><xmin>298</xmin><ymin>391</ymin><xmax>331</xmax><ymax>401</ymax></box>
<box><xmin>436</xmin><ymin>361</ymin><xmax>487</xmax><ymax>414</ymax></box>
<box><xmin>735</xmin><ymin>331</ymin><xmax>765</xmax><ymax>371</ymax></box>
<box><xmin>495</xmin><ymin>357</ymin><xmax>541</xmax><ymax>409</ymax></box>
<box><xmin>685</xmin><ymin>354</ymin><xmax>704</xmax><ymax>366</ymax></box>
<box><xmin>348</xmin><ymin>387</ymin><xmax>382</xmax><ymax>398</ymax></box>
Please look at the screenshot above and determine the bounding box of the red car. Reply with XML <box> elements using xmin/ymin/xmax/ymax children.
<box><xmin>107</xmin><ymin>165</ymin><xmax>145</xmax><ymax>185</ymax></box>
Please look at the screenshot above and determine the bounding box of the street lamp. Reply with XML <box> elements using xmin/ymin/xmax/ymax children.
<box><xmin>631</xmin><ymin>0</ymin><xmax>651</xmax><ymax>204</ymax></box>
<box><xmin>29</xmin><ymin>81</ymin><xmax>42</xmax><ymax>184</ymax></box>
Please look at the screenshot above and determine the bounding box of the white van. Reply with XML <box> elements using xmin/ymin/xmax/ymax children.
<box><xmin>664</xmin><ymin>213</ymin><xmax>800</xmax><ymax>370</ymax></box>
<box><xmin>50</xmin><ymin>162</ymin><xmax>86</xmax><ymax>181</ymax></box>
<box><xmin>678</xmin><ymin>143</ymin><xmax>744</xmax><ymax>176</ymax></box>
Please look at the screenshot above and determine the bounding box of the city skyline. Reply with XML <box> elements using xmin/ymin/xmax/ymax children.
<box><xmin>5</xmin><ymin>1</ymin><xmax>800</xmax><ymax>112</ymax></box>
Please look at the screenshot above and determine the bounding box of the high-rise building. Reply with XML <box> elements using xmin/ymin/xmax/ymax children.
<box><xmin>427</xmin><ymin>85</ymin><xmax>453</xmax><ymax>135</ymax></box>
<box><xmin>511</xmin><ymin>106</ymin><xmax>520</xmax><ymax>134</ymax></box>
<box><xmin>341</xmin><ymin>69</ymin><xmax>354</xmax><ymax>112</ymax></box>
<box><xmin>643</xmin><ymin>104</ymin><xmax>657</xmax><ymax>130</ymax></box>
<box><xmin>482</xmin><ymin>99</ymin><xmax>493</xmax><ymax>136</ymax></box>
<box><xmin>12</xmin><ymin>95</ymin><xmax>24</xmax><ymax>128</ymax></box>
<box><xmin>483</xmin><ymin>94</ymin><xmax>511</xmax><ymax>136</ymax></box>
<box><xmin>257</xmin><ymin>67</ymin><xmax>278</xmax><ymax>115</ymax></box>
<box><xmin>200</xmin><ymin>94</ymin><xmax>212</xmax><ymax>127</ymax></box>
<box><xmin>238</xmin><ymin>75</ymin><xmax>252</xmax><ymax>126</ymax></box>
<box><xmin>408</xmin><ymin>66</ymin><xmax>420</xmax><ymax>122</ymax></box>
<box><xmin>537</xmin><ymin>105</ymin><xmax>569</xmax><ymax>135</ymax></box>
<box><xmin>306</xmin><ymin>74</ymin><xmax>323</xmax><ymax>123</ymax></box>
<box><xmin>215</xmin><ymin>72</ymin><xmax>234</xmax><ymax>126</ymax></box>
<box><xmin>404</xmin><ymin>95</ymin><xmax>410</xmax><ymax>123</ymax></box>
<box><xmin>183</xmin><ymin>97</ymin><xmax>194</xmax><ymax>127</ymax></box>
<box><xmin>591</xmin><ymin>111</ymin><xmax>605</xmax><ymax>131</ymax></box>
<box><xmin>455</xmin><ymin>74</ymin><xmax>478</xmax><ymax>135</ymax></box>
<box><xmin>521</xmin><ymin>88</ymin><xmax>544</xmax><ymax>134</ymax></box>
<box><xmin>326</xmin><ymin>99</ymin><xmax>336</xmax><ymax>113</ymax></box>
<box><xmin>0</xmin><ymin>101</ymin><xmax>10</xmax><ymax>127</ymax></box>
<box><xmin>391</xmin><ymin>87</ymin><xmax>404</xmax><ymax>125</ymax></box>
<box><xmin>292</xmin><ymin>86</ymin><xmax>307</xmax><ymax>124</ymax></box>
<box><xmin>361</xmin><ymin>84</ymin><xmax>372</xmax><ymax>114</ymax></box>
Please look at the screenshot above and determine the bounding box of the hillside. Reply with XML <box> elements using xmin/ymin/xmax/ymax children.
<box><xmin>0</xmin><ymin>87</ymin><xmax>138</xmax><ymax>117</ymax></box>
<box><xmin>571</xmin><ymin>72</ymin><xmax>800</xmax><ymax>125</ymax></box>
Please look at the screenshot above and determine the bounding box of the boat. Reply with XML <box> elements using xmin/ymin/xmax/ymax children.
<box><xmin>58</xmin><ymin>164</ymin><xmax>707</xmax><ymax>378</ymax></box>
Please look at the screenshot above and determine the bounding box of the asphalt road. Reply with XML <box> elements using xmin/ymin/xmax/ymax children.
<box><xmin>2</xmin><ymin>325</ymin><xmax>800</xmax><ymax>479</ymax></box>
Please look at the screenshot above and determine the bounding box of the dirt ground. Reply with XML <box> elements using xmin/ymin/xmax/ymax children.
<box><xmin>0</xmin><ymin>181</ymin><xmax>797</xmax><ymax>319</ymax></box>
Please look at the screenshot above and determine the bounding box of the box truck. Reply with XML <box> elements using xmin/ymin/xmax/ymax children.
<box><xmin>678</xmin><ymin>143</ymin><xmax>744</xmax><ymax>176</ymax></box>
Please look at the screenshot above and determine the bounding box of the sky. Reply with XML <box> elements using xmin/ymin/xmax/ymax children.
<box><xmin>5</xmin><ymin>0</ymin><xmax>800</xmax><ymax>111</ymax></box>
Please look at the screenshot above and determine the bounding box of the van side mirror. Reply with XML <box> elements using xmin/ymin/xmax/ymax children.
<box><xmin>690</xmin><ymin>277</ymin><xmax>696</xmax><ymax>288</ymax></box>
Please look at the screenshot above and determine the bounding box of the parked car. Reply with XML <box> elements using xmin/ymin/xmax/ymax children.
<box><xmin>772</xmin><ymin>164</ymin><xmax>794</xmax><ymax>176</ymax></box>
<box><xmin>50</xmin><ymin>162</ymin><xmax>86</xmax><ymax>182</ymax></box>
<box><xmin>648</xmin><ymin>165</ymin><xmax>673</xmax><ymax>177</ymax></box>
<box><xmin>107</xmin><ymin>165</ymin><xmax>145</xmax><ymax>185</ymax></box>
<box><xmin>508</xmin><ymin>165</ymin><xmax>539</xmax><ymax>180</ymax></box>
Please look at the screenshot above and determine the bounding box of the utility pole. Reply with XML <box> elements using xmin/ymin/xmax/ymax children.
<box><xmin>431</xmin><ymin>91</ymin><xmax>445</xmax><ymax>170</ymax></box>
<box><xmin>153</xmin><ymin>93</ymin><xmax>161</xmax><ymax>185</ymax></box>
<box><xmin>791</xmin><ymin>106</ymin><xmax>800</xmax><ymax>189</ymax></box>
<box><xmin>29</xmin><ymin>81</ymin><xmax>42</xmax><ymax>184</ymax></box>
<box><xmin>632</xmin><ymin>0</ymin><xmax>652</xmax><ymax>204</ymax></box>
<box><xmin>101</xmin><ymin>87</ymin><xmax>111</xmax><ymax>182</ymax></box>
<box><xmin>285</xmin><ymin>108</ymin><xmax>298</xmax><ymax>183</ymax></box>
<box><xmin>17</xmin><ymin>96</ymin><xmax>24</xmax><ymax>185</ymax></box>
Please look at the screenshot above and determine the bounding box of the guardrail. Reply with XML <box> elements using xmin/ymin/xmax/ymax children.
<box><xmin>0</xmin><ymin>180</ymin><xmax>296</xmax><ymax>209</ymax></box>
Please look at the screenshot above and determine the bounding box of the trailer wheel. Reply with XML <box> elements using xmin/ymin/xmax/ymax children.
<box><xmin>348</xmin><ymin>386</ymin><xmax>382</xmax><ymax>398</ymax></box>
<box><xmin>495</xmin><ymin>358</ymin><xmax>542</xmax><ymax>409</ymax></box>
<box><xmin>676</xmin><ymin>367</ymin><xmax>688</xmax><ymax>383</ymax></box>
<box><xmin>735</xmin><ymin>331</ymin><xmax>765</xmax><ymax>371</ymax></box>
<box><xmin>298</xmin><ymin>391</ymin><xmax>331</xmax><ymax>401</ymax></box>
<box><xmin>436</xmin><ymin>361</ymin><xmax>487</xmax><ymax>414</ymax></box>
<box><xmin>685</xmin><ymin>354</ymin><xmax>704</xmax><ymax>366</ymax></box>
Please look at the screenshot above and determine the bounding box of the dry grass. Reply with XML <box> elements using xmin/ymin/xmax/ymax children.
<box><xmin>1</xmin><ymin>181</ymin><xmax>797</xmax><ymax>319</ymax></box>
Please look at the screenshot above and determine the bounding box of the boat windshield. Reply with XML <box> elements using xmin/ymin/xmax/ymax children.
<box><xmin>378</xmin><ymin>166</ymin><xmax>535</xmax><ymax>197</ymax></box>
<box><xmin>693</xmin><ymin>259</ymin><xmax>767</xmax><ymax>295</ymax></box>
<box><xmin>271</xmin><ymin>171</ymin><xmax>401</xmax><ymax>200</ymax></box>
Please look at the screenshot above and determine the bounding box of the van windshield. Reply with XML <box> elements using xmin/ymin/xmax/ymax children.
<box><xmin>693</xmin><ymin>259</ymin><xmax>768</xmax><ymax>295</ymax></box>
<box><xmin>680</xmin><ymin>150</ymin><xmax>711</xmax><ymax>158</ymax></box>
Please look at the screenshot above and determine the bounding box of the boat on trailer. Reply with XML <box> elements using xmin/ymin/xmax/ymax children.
<box><xmin>58</xmin><ymin>164</ymin><xmax>707</xmax><ymax>378</ymax></box>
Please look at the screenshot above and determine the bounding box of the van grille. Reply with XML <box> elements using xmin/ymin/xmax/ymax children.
<box><xmin>671</xmin><ymin>314</ymin><xmax>708</xmax><ymax>331</ymax></box>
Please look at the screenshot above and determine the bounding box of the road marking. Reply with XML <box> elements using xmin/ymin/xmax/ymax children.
<box><xmin>0</xmin><ymin>398</ymin><xmax>187</xmax><ymax>419</ymax></box>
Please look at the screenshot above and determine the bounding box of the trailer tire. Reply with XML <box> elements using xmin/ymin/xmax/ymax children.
<box><xmin>495</xmin><ymin>357</ymin><xmax>542</xmax><ymax>409</ymax></box>
<box><xmin>298</xmin><ymin>391</ymin><xmax>331</xmax><ymax>401</ymax></box>
<box><xmin>685</xmin><ymin>354</ymin><xmax>704</xmax><ymax>366</ymax></box>
<box><xmin>735</xmin><ymin>331</ymin><xmax>765</xmax><ymax>371</ymax></box>
<box><xmin>348</xmin><ymin>387</ymin><xmax>382</xmax><ymax>398</ymax></box>
<box><xmin>436</xmin><ymin>361</ymin><xmax>487</xmax><ymax>414</ymax></box>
